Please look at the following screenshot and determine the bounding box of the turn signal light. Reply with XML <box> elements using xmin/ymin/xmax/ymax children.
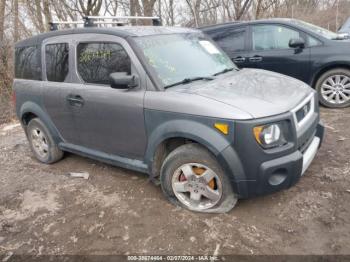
<box><xmin>214</xmin><ymin>123</ymin><xmax>229</xmax><ymax>135</ymax></box>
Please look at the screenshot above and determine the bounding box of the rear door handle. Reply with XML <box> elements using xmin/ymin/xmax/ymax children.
<box><xmin>67</xmin><ymin>94</ymin><xmax>84</xmax><ymax>107</ymax></box>
<box><xmin>249</xmin><ymin>56</ymin><xmax>263</xmax><ymax>62</ymax></box>
<box><xmin>232</xmin><ymin>56</ymin><xmax>246</xmax><ymax>63</ymax></box>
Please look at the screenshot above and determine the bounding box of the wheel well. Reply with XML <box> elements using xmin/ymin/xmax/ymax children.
<box><xmin>151</xmin><ymin>137</ymin><xmax>196</xmax><ymax>181</ymax></box>
<box><xmin>22</xmin><ymin>112</ymin><xmax>37</xmax><ymax>125</ymax></box>
<box><xmin>312</xmin><ymin>64</ymin><xmax>350</xmax><ymax>88</ymax></box>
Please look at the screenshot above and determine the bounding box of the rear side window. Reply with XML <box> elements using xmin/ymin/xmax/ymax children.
<box><xmin>212</xmin><ymin>27</ymin><xmax>246</xmax><ymax>53</ymax></box>
<box><xmin>45</xmin><ymin>43</ymin><xmax>69</xmax><ymax>82</ymax></box>
<box><xmin>15</xmin><ymin>46</ymin><xmax>41</xmax><ymax>80</ymax></box>
<box><xmin>77</xmin><ymin>42</ymin><xmax>131</xmax><ymax>85</ymax></box>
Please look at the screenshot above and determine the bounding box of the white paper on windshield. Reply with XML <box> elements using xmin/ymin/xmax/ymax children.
<box><xmin>199</xmin><ymin>41</ymin><xmax>220</xmax><ymax>54</ymax></box>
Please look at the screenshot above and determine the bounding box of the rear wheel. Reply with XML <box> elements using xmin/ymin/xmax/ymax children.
<box><xmin>27</xmin><ymin>118</ymin><xmax>63</xmax><ymax>164</ymax></box>
<box><xmin>160</xmin><ymin>143</ymin><xmax>237</xmax><ymax>213</ymax></box>
<box><xmin>316</xmin><ymin>68</ymin><xmax>350</xmax><ymax>108</ymax></box>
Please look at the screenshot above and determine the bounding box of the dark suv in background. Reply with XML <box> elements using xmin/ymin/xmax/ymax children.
<box><xmin>201</xmin><ymin>18</ymin><xmax>350</xmax><ymax>108</ymax></box>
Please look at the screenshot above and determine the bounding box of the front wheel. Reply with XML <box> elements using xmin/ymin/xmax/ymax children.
<box><xmin>315</xmin><ymin>68</ymin><xmax>350</xmax><ymax>108</ymax></box>
<box><xmin>160</xmin><ymin>143</ymin><xmax>237</xmax><ymax>213</ymax></box>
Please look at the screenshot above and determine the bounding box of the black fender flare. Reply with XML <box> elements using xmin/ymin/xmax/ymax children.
<box><xmin>19</xmin><ymin>101</ymin><xmax>63</xmax><ymax>143</ymax></box>
<box><xmin>144</xmin><ymin>119</ymin><xmax>246</xmax><ymax>186</ymax></box>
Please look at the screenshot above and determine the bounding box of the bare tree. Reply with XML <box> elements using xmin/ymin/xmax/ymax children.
<box><xmin>78</xmin><ymin>0</ymin><xmax>103</xmax><ymax>16</ymax></box>
<box><xmin>233</xmin><ymin>0</ymin><xmax>253</xmax><ymax>20</ymax></box>
<box><xmin>130</xmin><ymin>0</ymin><xmax>141</xmax><ymax>16</ymax></box>
<box><xmin>13</xmin><ymin>0</ymin><xmax>19</xmax><ymax>41</ymax></box>
<box><xmin>0</xmin><ymin>0</ymin><xmax>5</xmax><ymax>42</ymax></box>
<box><xmin>201</xmin><ymin>0</ymin><xmax>221</xmax><ymax>25</ymax></box>
<box><xmin>185</xmin><ymin>0</ymin><xmax>202</xmax><ymax>26</ymax></box>
<box><xmin>35</xmin><ymin>0</ymin><xmax>45</xmax><ymax>32</ymax></box>
<box><xmin>142</xmin><ymin>0</ymin><xmax>157</xmax><ymax>16</ymax></box>
<box><xmin>160</xmin><ymin>0</ymin><xmax>175</xmax><ymax>25</ymax></box>
<box><xmin>51</xmin><ymin>0</ymin><xmax>77</xmax><ymax>21</ymax></box>
<box><xmin>253</xmin><ymin>0</ymin><xmax>279</xmax><ymax>19</ymax></box>
<box><xmin>104</xmin><ymin>0</ymin><xmax>118</xmax><ymax>16</ymax></box>
<box><xmin>168</xmin><ymin>0</ymin><xmax>175</xmax><ymax>25</ymax></box>
<box><xmin>129</xmin><ymin>0</ymin><xmax>157</xmax><ymax>24</ymax></box>
<box><xmin>43</xmin><ymin>0</ymin><xmax>53</xmax><ymax>31</ymax></box>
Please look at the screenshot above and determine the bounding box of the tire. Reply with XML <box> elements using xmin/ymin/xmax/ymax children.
<box><xmin>315</xmin><ymin>68</ymin><xmax>350</xmax><ymax>108</ymax></box>
<box><xmin>26</xmin><ymin>118</ymin><xmax>64</xmax><ymax>164</ymax></box>
<box><xmin>160</xmin><ymin>143</ymin><xmax>237</xmax><ymax>213</ymax></box>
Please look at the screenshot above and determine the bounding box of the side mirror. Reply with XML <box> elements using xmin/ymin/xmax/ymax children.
<box><xmin>289</xmin><ymin>38</ymin><xmax>305</xmax><ymax>49</ymax></box>
<box><xmin>109</xmin><ymin>72</ymin><xmax>138</xmax><ymax>89</ymax></box>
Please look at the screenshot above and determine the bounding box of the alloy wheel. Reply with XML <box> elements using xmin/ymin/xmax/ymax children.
<box><xmin>171</xmin><ymin>163</ymin><xmax>222</xmax><ymax>211</ymax></box>
<box><xmin>321</xmin><ymin>74</ymin><xmax>350</xmax><ymax>105</ymax></box>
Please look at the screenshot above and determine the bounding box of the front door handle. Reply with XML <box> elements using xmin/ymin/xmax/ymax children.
<box><xmin>67</xmin><ymin>94</ymin><xmax>84</xmax><ymax>107</ymax></box>
<box><xmin>232</xmin><ymin>56</ymin><xmax>246</xmax><ymax>63</ymax></box>
<box><xmin>249</xmin><ymin>56</ymin><xmax>263</xmax><ymax>62</ymax></box>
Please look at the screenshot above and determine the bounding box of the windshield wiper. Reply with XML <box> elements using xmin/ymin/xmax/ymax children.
<box><xmin>213</xmin><ymin>67</ymin><xmax>236</xmax><ymax>76</ymax></box>
<box><xmin>164</xmin><ymin>76</ymin><xmax>214</xmax><ymax>89</ymax></box>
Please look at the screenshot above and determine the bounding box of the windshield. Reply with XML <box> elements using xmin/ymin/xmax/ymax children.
<box><xmin>339</xmin><ymin>18</ymin><xmax>350</xmax><ymax>31</ymax></box>
<box><xmin>293</xmin><ymin>20</ymin><xmax>339</xmax><ymax>40</ymax></box>
<box><xmin>134</xmin><ymin>34</ymin><xmax>236</xmax><ymax>87</ymax></box>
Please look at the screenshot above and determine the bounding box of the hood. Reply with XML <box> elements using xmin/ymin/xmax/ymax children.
<box><xmin>170</xmin><ymin>69</ymin><xmax>313</xmax><ymax>118</ymax></box>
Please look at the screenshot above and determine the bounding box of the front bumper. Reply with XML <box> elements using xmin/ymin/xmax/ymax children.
<box><xmin>218</xmin><ymin>110</ymin><xmax>324</xmax><ymax>199</ymax></box>
<box><xmin>301</xmin><ymin>135</ymin><xmax>320</xmax><ymax>175</ymax></box>
<box><xmin>253</xmin><ymin>123</ymin><xmax>324</xmax><ymax>196</ymax></box>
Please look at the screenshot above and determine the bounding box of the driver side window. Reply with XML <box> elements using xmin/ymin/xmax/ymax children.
<box><xmin>77</xmin><ymin>42</ymin><xmax>131</xmax><ymax>85</ymax></box>
<box><xmin>252</xmin><ymin>25</ymin><xmax>301</xmax><ymax>51</ymax></box>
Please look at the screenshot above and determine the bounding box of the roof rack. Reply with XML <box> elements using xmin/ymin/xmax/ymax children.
<box><xmin>49</xmin><ymin>16</ymin><xmax>161</xmax><ymax>31</ymax></box>
<box><xmin>49</xmin><ymin>21</ymin><xmax>84</xmax><ymax>31</ymax></box>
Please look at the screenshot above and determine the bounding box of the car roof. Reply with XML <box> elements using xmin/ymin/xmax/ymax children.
<box><xmin>15</xmin><ymin>26</ymin><xmax>199</xmax><ymax>48</ymax></box>
<box><xmin>200</xmin><ymin>18</ymin><xmax>297</xmax><ymax>31</ymax></box>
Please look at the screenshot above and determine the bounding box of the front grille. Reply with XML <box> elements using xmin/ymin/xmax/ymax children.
<box><xmin>291</xmin><ymin>93</ymin><xmax>318</xmax><ymax>153</ymax></box>
<box><xmin>291</xmin><ymin>93</ymin><xmax>315</xmax><ymax>132</ymax></box>
<box><xmin>296</xmin><ymin>100</ymin><xmax>311</xmax><ymax>123</ymax></box>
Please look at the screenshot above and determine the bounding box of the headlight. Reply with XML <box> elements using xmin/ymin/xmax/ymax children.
<box><xmin>253</xmin><ymin>123</ymin><xmax>287</xmax><ymax>149</ymax></box>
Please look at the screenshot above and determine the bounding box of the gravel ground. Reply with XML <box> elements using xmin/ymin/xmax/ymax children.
<box><xmin>0</xmin><ymin>108</ymin><xmax>349</xmax><ymax>258</ymax></box>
